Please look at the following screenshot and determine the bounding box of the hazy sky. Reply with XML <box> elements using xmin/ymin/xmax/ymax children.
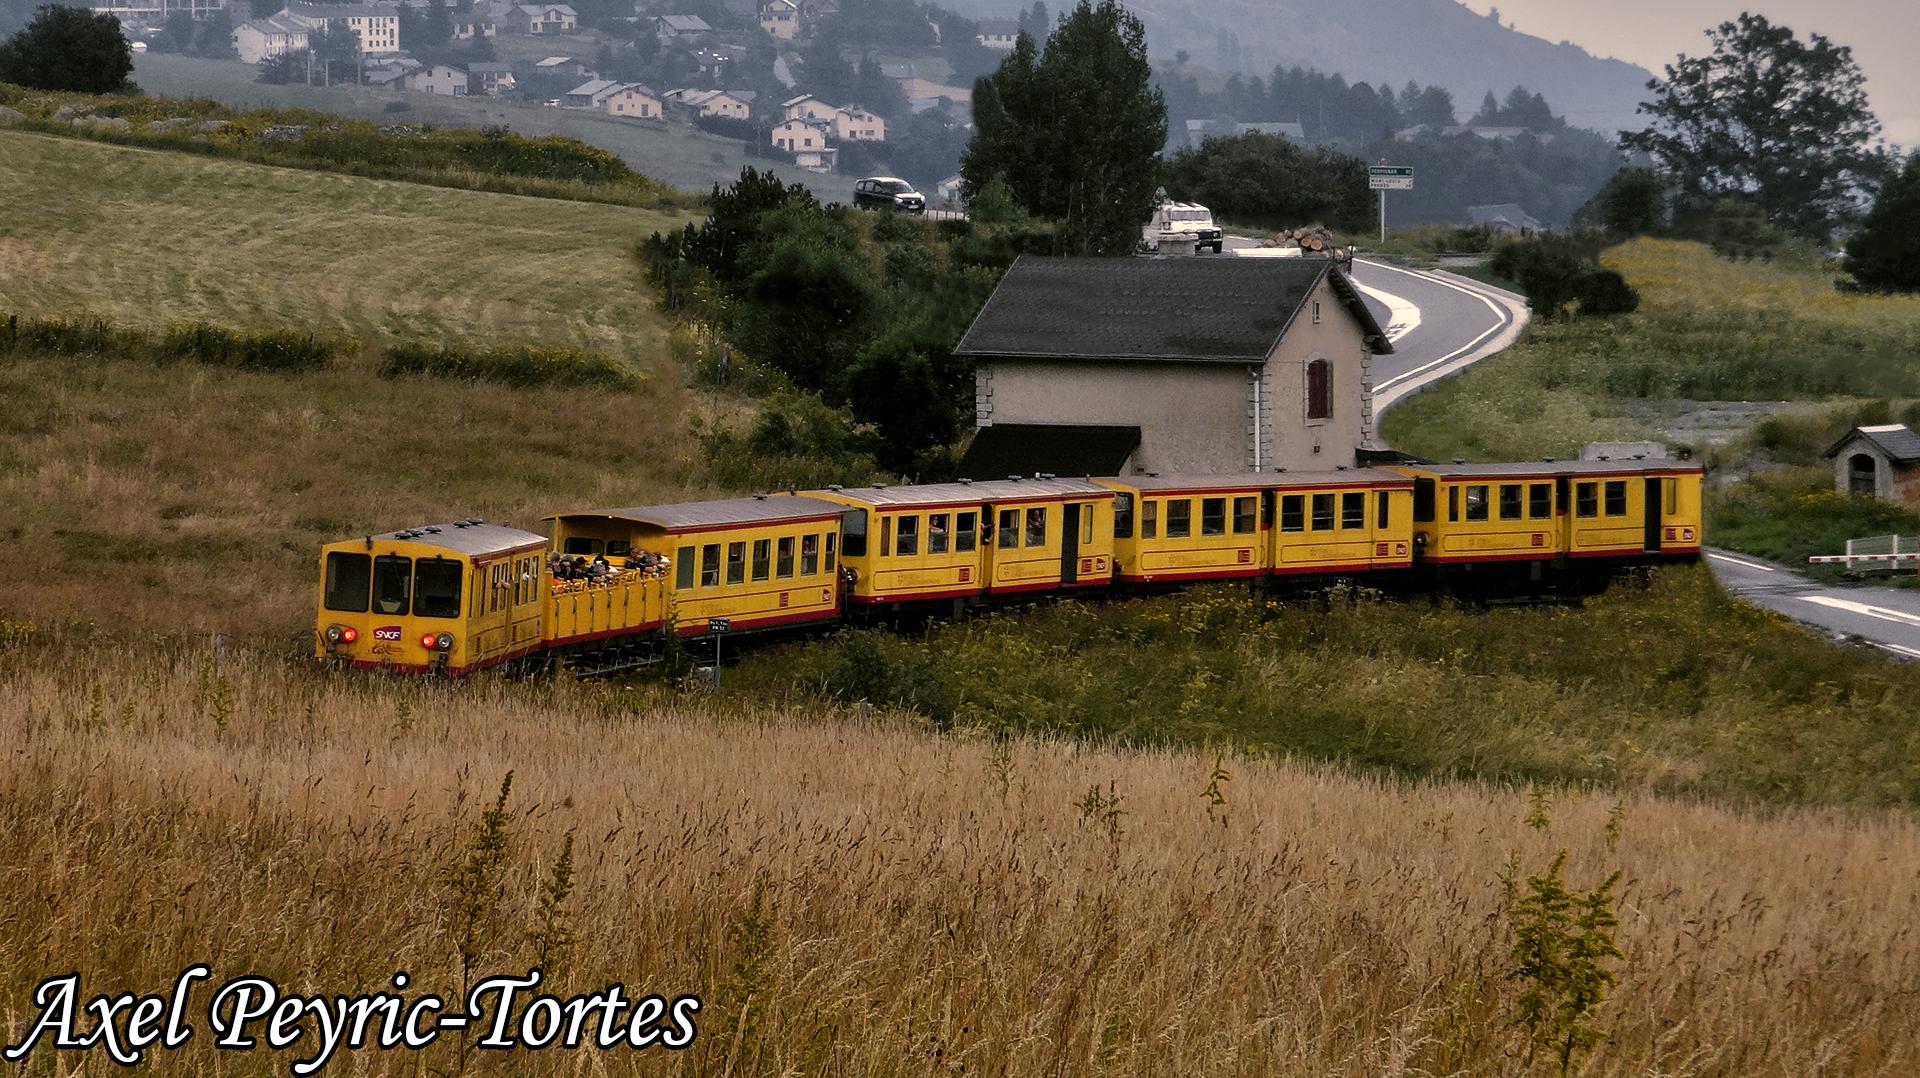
<box><xmin>1455</xmin><ymin>1</ymin><xmax>1919</xmax><ymax>146</ymax></box>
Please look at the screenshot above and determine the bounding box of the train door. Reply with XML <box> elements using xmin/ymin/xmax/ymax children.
<box><xmin>1061</xmin><ymin>502</ymin><xmax>1081</xmax><ymax>584</ymax></box>
<box><xmin>1643</xmin><ymin>478</ymin><xmax>1662</xmax><ymax>552</ymax></box>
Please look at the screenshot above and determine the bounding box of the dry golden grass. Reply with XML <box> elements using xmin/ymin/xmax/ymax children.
<box><xmin>0</xmin><ymin>129</ymin><xmax>692</xmax><ymax>358</ymax></box>
<box><xmin>1</xmin><ymin>640</ymin><xmax>1915</xmax><ymax>1075</ymax></box>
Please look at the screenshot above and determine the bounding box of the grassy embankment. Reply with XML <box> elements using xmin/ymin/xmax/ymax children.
<box><xmin>1382</xmin><ymin>238</ymin><xmax>1920</xmax><ymax>566</ymax></box>
<box><xmin>1</xmin><ymin>634</ymin><xmax>1915</xmax><ymax>1075</ymax></box>
<box><xmin>0</xmin><ymin>129</ymin><xmax>726</xmax><ymax>639</ymax></box>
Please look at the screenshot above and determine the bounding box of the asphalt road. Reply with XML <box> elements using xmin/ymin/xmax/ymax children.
<box><xmin>1221</xmin><ymin>238</ymin><xmax>1528</xmax><ymax>413</ymax></box>
<box><xmin>1705</xmin><ymin>549</ymin><xmax>1920</xmax><ymax>661</ymax></box>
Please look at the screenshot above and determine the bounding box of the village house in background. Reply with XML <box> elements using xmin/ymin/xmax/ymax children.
<box><xmin>503</xmin><ymin>3</ymin><xmax>576</xmax><ymax>34</ymax></box>
<box><xmin>467</xmin><ymin>61</ymin><xmax>516</xmax><ymax>95</ymax></box>
<box><xmin>231</xmin><ymin>14</ymin><xmax>308</xmax><ymax>63</ymax></box>
<box><xmin>234</xmin><ymin>0</ymin><xmax>397</xmax><ymax>62</ymax></box>
<box><xmin>405</xmin><ymin>62</ymin><xmax>467</xmax><ymax>95</ymax></box>
<box><xmin>666</xmin><ymin>88</ymin><xmax>753</xmax><ymax>120</ymax></box>
<box><xmin>955</xmin><ymin>257</ymin><xmax>1392</xmax><ymax>478</ymax></box>
<box><xmin>1828</xmin><ymin>425</ymin><xmax>1920</xmax><ymax>510</ymax></box>
<box><xmin>758</xmin><ymin>0</ymin><xmax>798</xmax><ymax>40</ymax></box>
<box><xmin>1465</xmin><ymin>203</ymin><xmax>1543</xmax><ymax>235</ymax></box>
<box><xmin>605</xmin><ymin>84</ymin><xmax>663</xmax><ymax>119</ymax></box>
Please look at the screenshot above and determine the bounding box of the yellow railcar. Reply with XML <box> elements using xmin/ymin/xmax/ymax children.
<box><xmin>547</xmin><ymin>496</ymin><xmax>846</xmax><ymax>635</ymax></box>
<box><xmin>315</xmin><ymin>520</ymin><xmax>548</xmax><ymax>674</ymax></box>
<box><xmin>1391</xmin><ymin>461</ymin><xmax>1704</xmax><ymax>566</ymax></box>
<box><xmin>1269</xmin><ymin>469</ymin><xmax>1415</xmax><ymax>576</ymax></box>
<box><xmin>806</xmin><ymin>478</ymin><xmax>1115</xmax><ymax>604</ymax></box>
<box><xmin>1099</xmin><ymin>474</ymin><xmax>1275</xmax><ymax>583</ymax></box>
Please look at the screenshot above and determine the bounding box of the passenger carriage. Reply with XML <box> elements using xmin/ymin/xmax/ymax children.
<box><xmin>1390</xmin><ymin>460</ymin><xmax>1704</xmax><ymax>583</ymax></box>
<box><xmin>804</xmin><ymin>478</ymin><xmax>1116</xmax><ymax>607</ymax></box>
<box><xmin>547</xmin><ymin>496</ymin><xmax>846</xmax><ymax>638</ymax></box>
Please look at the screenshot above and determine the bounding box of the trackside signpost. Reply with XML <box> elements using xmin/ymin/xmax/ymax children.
<box><xmin>708</xmin><ymin>617</ymin><xmax>730</xmax><ymax>687</ymax></box>
<box><xmin>1369</xmin><ymin>165</ymin><xmax>1414</xmax><ymax>244</ymax></box>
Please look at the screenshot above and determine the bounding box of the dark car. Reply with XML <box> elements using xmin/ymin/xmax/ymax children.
<box><xmin>853</xmin><ymin>176</ymin><xmax>926</xmax><ymax>214</ymax></box>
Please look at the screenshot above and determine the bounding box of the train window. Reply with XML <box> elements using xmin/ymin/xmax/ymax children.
<box><xmin>998</xmin><ymin>509</ymin><xmax>1019</xmax><ymax>548</ymax></box>
<box><xmin>1233</xmin><ymin>496</ymin><xmax>1256</xmax><ymax>534</ymax></box>
<box><xmin>1201</xmin><ymin>498</ymin><xmax>1226</xmax><ymax>536</ymax></box>
<box><xmin>1280</xmin><ymin>495</ymin><xmax>1304</xmax><ymax>532</ymax></box>
<box><xmin>607</xmin><ymin>540</ymin><xmax>631</xmax><ymax>558</ymax></box>
<box><xmin>956</xmin><ymin>512</ymin><xmax>977</xmax><ymax>552</ymax></box>
<box><xmin>777</xmin><ymin>536</ymin><xmax>795</xmax><ymax>578</ymax></box>
<box><xmin>928</xmin><ymin>514</ymin><xmax>949</xmax><ymax>554</ymax></box>
<box><xmin>751</xmin><ymin>539</ymin><xmax>771</xmax><ymax>581</ymax></box>
<box><xmin>1113</xmin><ymin>494</ymin><xmax>1134</xmax><ymax>538</ymax></box>
<box><xmin>324</xmin><ymin>552</ymin><xmax>372</xmax><ymax>613</ymax></box>
<box><xmin>701</xmin><ymin>544</ymin><xmax>721</xmax><ymax>588</ymax></box>
<box><xmin>1341</xmin><ymin>492</ymin><xmax>1364</xmax><ymax>529</ymax></box>
<box><xmin>676</xmin><ymin>546</ymin><xmax>694</xmax><ymax>589</ymax></box>
<box><xmin>1311</xmin><ymin>493</ymin><xmax>1334</xmax><ymax>531</ymax></box>
<box><xmin>1448</xmin><ymin>485</ymin><xmax>1459</xmax><ymax>522</ymax></box>
<box><xmin>414</xmin><ymin>558</ymin><xmax>462</xmax><ymax>619</ymax></box>
<box><xmin>1529</xmin><ymin>483</ymin><xmax>1552</xmax><ymax>519</ymax></box>
<box><xmin>1499</xmin><ymin>484</ymin><xmax>1523</xmax><ymax>520</ymax></box>
<box><xmin>1376</xmin><ymin>491</ymin><xmax>1390</xmax><ymax>529</ymax></box>
<box><xmin>726</xmin><ymin>542</ymin><xmax>746</xmax><ymax>584</ymax></box>
<box><xmin>1664</xmin><ymin>478</ymin><xmax>1678</xmax><ymax>517</ymax></box>
<box><xmin>800</xmin><ymin>535</ymin><xmax>819</xmax><ymax>575</ymax></box>
<box><xmin>371</xmin><ymin>555</ymin><xmax>411</xmax><ymax>615</ymax></box>
<box><xmin>1575</xmin><ymin>483</ymin><xmax>1598</xmax><ymax>518</ymax></box>
<box><xmin>1025</xmin><ymin>507</ymin><xmax>1047</xmax><ymax>547</ymax></box>
<box><xmin>1081</xmin><ymin>506</ymin><xmax>1094</xmax><ymax>545</ymax></box>
<box><xmin>1412</xmin><ymin>479</ymin><xmax>1434</xmax><ymax>523</ymax></box>
<box><xmin>840</xmin><ymin>510</ymin><xmax>868</xmax><ymax>557</ymax></box>
<box><xmin>1465</xmin><ymin>485</ymin><xmax>1489</xmax><ymax>522</ymax></box>
<box><xmin>879</xmin><ymin>517</ymin><xmax>892</xmax><ymax>558</ymax></box>
<box><xmin>1604</xmin><ymin>481</ymin><xmax>1627</xmax><ymax>516</ymax></box>
<box><xmin>825</xmin><ymin>534</ymin><xmax>837</xmax><ymax>572</ymax></box>
<box><xmin>1165</xmin><ymin>499</ymin><xmax>1191</xmax><ymax>538</ymax></box>
<box><xmin>564</xmin><ymin>538</ymin><xmax>602</xmax><ymax>555</ymax></box>
<box><xmin>896</xmin><ymin>515</ymin><xmax>919</xmax><ymax>557</ymax></box>
<box><xmin>1141</xmin><ymin>500</ymin><xmax>1158</xmax><ymax>539</ymax></box>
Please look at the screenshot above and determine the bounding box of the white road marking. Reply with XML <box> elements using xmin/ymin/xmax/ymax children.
<box><xmin>1873</xmin><ymin>641</ymin><xmax>1920</xmax><ymax>660</ymax></box>
<box><xmin>1349</xmin><ymin>278</ymin><xmax>1420</xmax><ymax>343</ymax></box>
<box><xmin>1363</xmin><ymin>259</ymin><xmax>1512</xmax><ymax>395</ymax></box>
<box><xmin>1799</xmin><ymin>595</ymin><xmax>1920</xmax><ymax>629</ymax></box>
<box><xmin>1708</xmin><ymin>552</ymin><xmax>1777</xmax><ymax>573</ymax></box>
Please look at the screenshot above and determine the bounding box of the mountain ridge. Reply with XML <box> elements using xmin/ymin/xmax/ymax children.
<box><xmin>947</xmin><ymin>0</ymin><xmax>1656</xmax><ymax>136</ymax></box>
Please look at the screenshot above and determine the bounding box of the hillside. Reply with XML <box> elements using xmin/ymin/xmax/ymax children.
<box><xmin>0</xmin><ymin>129</ymin><xmax>687</xmax><ymax>354</ymax></box>
<box><xmin>951</xmin><ymin>0</ymin><xmax>1654</xmax><ymax>134</ymax></box>
<box><xmin>0</xmin><ymin>130</ymin><xmax>727</xmax><ymax>637</ymax></box>
<box><xmin>131</xmin><ymin>53</ymin><xmax>856</xmax><ymax>199</ymax></box>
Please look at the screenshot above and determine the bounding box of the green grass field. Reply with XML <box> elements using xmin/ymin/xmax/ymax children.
<box><xmin>1382</xmin><ymin>239</ymin><xmax>1920</xmax><ymax>462</ymax></box>
<box><xmin>0</xmin><ymin>129</ymin><xmax>692</xmax><ymax>358</ymax></box>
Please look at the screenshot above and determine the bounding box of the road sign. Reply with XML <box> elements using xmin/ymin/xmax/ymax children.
<box><xmin>707</xmin><ymin>617</ymin><xmax>731</xmax><ymax>633</ymax></box>
<box><xmin>1368</xmin><ymin>165</ymin><xmax>1414</xmax><ymax>191</ymax></box>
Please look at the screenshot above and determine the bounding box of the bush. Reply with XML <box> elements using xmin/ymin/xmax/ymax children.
<box><xmin>0</xmin><ymin>313</ymin><xmax>348</xmax><ymax>371</ymax></box>
<box><xmin>379</xmin><ymin>341</ymin><xmax>638</xmax><ymax>388</ymax></box>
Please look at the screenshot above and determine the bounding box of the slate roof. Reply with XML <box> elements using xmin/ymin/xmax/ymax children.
<box><xmin>548</xmin><ymin>497</ymin><xmax>847</xmax><ymax>532</ymax></box>
<box><xmin>1113</xmin><ymin>468</ymin><xmax>1413</xmax><ymax>492</ymax></box>
<box><xmin>955</xmin><ymin>425</ymin><xmax>1141</xmax><ymax>481</ymax></box>
<box><xmin>656</xmin><ymin>13</ymin><xmax>711</xmax><ymax>31</ymax></box>
<box><xmin>814</xmin><ymin>477</ymin><xmax>1114</xmax><ymax>507</ymax></box>
<box><xmin>954</xmin><ymin>256</ymin><xmax>1392</xmax><ymax>363</ymax></box>
<box><xmin>1827</xmin><ymin>424</ymin><xmax>1920</xmax><ymax>464</ymax></box>
<box><xmin>1401</xmin><ymin>461</ymin><xmax>1705</xmax><ymax>479</ymax></box>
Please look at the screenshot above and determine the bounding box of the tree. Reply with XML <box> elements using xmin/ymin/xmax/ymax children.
<box><xmin>961</xmin><ymin>0</ymin><xmax>1166</xmax><ymax>255</ymax></box>
<box><xmin>1842</xmin><ymin>153</ymin><xmax>1920</xmax><ymax>294</ymax></box>
<box><xmin>1621</xmin><ymin>13</ymin><xmax>1890</xmax><ymax>240</ymax></box>
<box><xmin>162</xmin><ymin>10</ymin><xmax>193</xmax><ymax>51</ymax></box>
<box><xmin>0</xmin><ymin>4</ymin><xmax>134</xmax><ymax>92</ymax></box>
<box><xmin>1163</xmin><ymin>132</ymin><xmax>1370</xmax><ymax>232</ymax></box>
<box><xmin>196</xmin><ymin>9</ymin><xmax>234</xmax><ymax>57</ymax></box>
<box><xmin>1576</xmin><ymin>167</ymin><xmax>1666</xmax><ymax>236</ymax></box>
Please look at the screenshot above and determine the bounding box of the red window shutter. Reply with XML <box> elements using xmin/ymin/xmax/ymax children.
<box><xmin>1306</xmin><ymin>359</ymin><xmax>1332</xmax><ymax>420</ymax></box>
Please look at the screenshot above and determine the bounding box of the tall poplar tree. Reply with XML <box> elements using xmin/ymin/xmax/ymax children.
<box><xmin>961</xmin><ymin>0</ymin><xmax>1166</xmax><ymax>255</ymax></box>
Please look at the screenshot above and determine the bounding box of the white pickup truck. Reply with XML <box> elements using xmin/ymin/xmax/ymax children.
<box><xmin>1142</xmin><ymin>201</ymin><xmax>1225</xmax><ymax>254</ymax></box>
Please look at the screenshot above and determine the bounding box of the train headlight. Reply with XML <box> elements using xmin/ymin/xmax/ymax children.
<box><xmin>325</xmin><ymin>624</ymin><xmax>356</xmax><ymax>645</ymax></box>
<box><xmin>434</xmin><ymin>633</ymin><xmax>454</xmax><ymax>652</ymax></box>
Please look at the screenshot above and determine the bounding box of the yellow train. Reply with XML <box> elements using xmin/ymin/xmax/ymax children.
<box><xmin>314</xmin><ymin>460</ymin><xmax>1704</xmax><ymax>676</ymax></box>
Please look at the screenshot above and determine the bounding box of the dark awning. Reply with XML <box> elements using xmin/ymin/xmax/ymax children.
<box><xmin>955</xmin><ymin>424</ymin><xmax>1141</xmax><ymax>481</ymax></box>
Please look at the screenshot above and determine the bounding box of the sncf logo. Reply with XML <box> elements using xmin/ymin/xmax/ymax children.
<box><xmin>373</xmin><ymin>626</ymin><xmax>403</xmax><ymax>641</ymax></box>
